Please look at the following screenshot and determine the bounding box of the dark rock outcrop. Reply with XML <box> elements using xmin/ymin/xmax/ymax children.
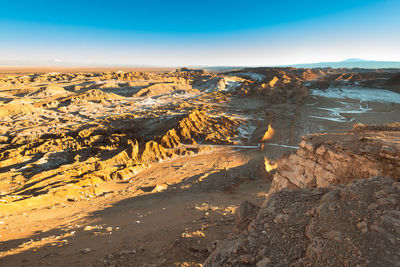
<box><xmin>205</xmin><ymin>176</ymin><xmax>400</xmax><ymax>266</ymax></box>
<box><xmin>235</xmin><ymin>201</ymin><xmax>260</xmax><ymax>231</ymax></box>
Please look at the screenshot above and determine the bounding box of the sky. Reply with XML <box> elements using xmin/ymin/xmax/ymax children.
<box><xmin>0</xmin><ymin>0</ymin><xmax>399</xmax><ymax>66</ymax></box>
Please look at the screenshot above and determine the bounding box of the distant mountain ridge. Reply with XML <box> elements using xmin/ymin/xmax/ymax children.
<box><xmin>340</xmin><ymin>58</ymin><xmax>369</xmax><ymax>62</ymax></box>
<box><xmin>284</xmin><ymin>59</ymin><xmax>400</xmax><ymax>69</ymax></box>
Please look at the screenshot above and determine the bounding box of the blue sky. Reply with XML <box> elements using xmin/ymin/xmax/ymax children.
<box><xmin>1</xmin><ymin>0</ymin><xmax>399</xmax><ymax>66</ymax></box>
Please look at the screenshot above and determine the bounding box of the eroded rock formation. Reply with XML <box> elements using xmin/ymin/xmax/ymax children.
<box><xmin>0</xmin><ymin>109</ymin><xmax>241</xmax><ymax>209</ymax></box>
<box><xmin>270</xmin><ymin>123</ymin><xmax>400</xmax><ymax>193</ymax></box>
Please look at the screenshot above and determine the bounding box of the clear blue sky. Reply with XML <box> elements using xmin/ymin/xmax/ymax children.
<box><xmin>1</xmin><ymin>0</ymin><xmax>399</xmax><ymax>66</ymax></box>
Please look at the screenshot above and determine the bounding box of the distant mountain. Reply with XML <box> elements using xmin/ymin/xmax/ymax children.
<box><xmin>284</xmin><ymin>59</ymin><xmax>400</xmax><ymax>69</ymax></box>
<box><xmin>340</xmin><ymin>58</ymin><xmax>369</xmax><ymax>62</ymax></box>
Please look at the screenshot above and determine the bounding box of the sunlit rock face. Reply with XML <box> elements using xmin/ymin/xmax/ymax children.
<box><xmin>261</xmin><ymin>124</ymin><xmax>275</xmax><ymax>142</ymax></box>
<box><xmin>270</xmin><ymin>123</ymin><xmax>400</xmax><ymax>193</ymax></box>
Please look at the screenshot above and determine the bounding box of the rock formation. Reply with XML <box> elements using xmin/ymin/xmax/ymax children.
<box><xmin>205</xmin><ymin>176</ymin><xmax>400</xmax><ymax>266</ymax></box>
<box><xmin>270</xmin><ymin>123</ymin><xmax>400</xmax><ymax>193</ymax></box>
<box><xmin>205</xmin><ymin>123</ymin><xmax>400</xmax><ymax>266</ymax></box>
<box><xmin>0</xmin><ymin>109</ymin><xmax>241</xmax><ymax>210</ymax></box>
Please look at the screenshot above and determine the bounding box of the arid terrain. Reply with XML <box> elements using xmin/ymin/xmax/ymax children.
<box><xmin>0</xmin><ymin>66</ymin><xmax>399</xmax><ymax>266</ymax></box>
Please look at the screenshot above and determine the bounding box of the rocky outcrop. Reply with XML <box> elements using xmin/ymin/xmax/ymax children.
<box><xmin>160</xmin><ymin>110</ymin><xmax>240</xmax><ymax>148</ymax></box>
<box><xmin>235</xmin><ymin>201</ymin><xmax>260</xmax><ymax>231</ymax></box>
<box><xmin>205</xmin><ymin>176</ymin><xmax>400</xmax><ymax>266</ymax></box>
<box><xmin>58</xmin><ymin>89</ymin><xmax>123</xmax><ymax>103</ymax></box>
<box><xmin>387</xmin><ymin>72</ymin><xmax>400</xmax><ymax>85</ymax></box>
<box><xmin>238</xmin><ymin>79</ymin><xmax>309</xmax><ymax>104</ymax></box>
<box><xmin>230</xmin><ymin>68</ymin><xmax>311</xmax><ymax>104</ymax></box>
<box><xmin>132</xmin><ymin>82</ymin><xmax>194</xmax><ymax>97</ymax></box>
<box><xmin>270</xmin><ymin>123</ymin><xmax>400</xmax><ymax>193</ymax></box>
